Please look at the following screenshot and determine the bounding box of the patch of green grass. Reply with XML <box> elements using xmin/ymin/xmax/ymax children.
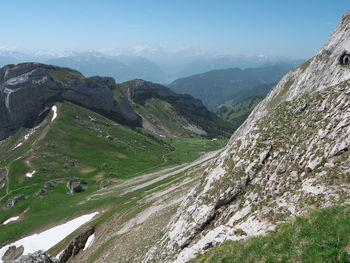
<box><xmin>191</xmin><ymin>205</ymin><xmax>350</xmax><ymax>263</ymax></box>
<box><xmin>267</xmin><ymin>78</ymin><xmax>294</xmax><ymax>109</ymax></box>
<box><xmin>135</xmin><ymin>97</ymin><xmax>233</xmax><ymax>138</ymax></box>
<box><xmin>117</xmin><ymin>80</ymin><xmax>136</xmax><ymax>91</ymax></box>
<box><xmin>320</xmin><ymin>157</ymin><xmax>327</xmax><ymax>167</ymax></box>
<box><xmin>0</xmin><ymin>101</ymin><xmax>226</xmax><ymax>245</ymax></box>
<box><xmin>118</xmin><ymin>80</ymin><xmax>233</xmax><ymax>138</ymax></box>
<box><xmin>216</xmin><ymin>96</ymin><xmax>263</xmax><ymax>127</ymax></box>
<box><xmin>47</xmin><ymin>68</ymin><xmax>85</xmax><ymax>83</ymax></box>
<box><xmin>136</xmin><ymin>98</ymin><xmax>190</xmax><ymax>136</ymax></box>
<box><xmin>112</xmin><ymin>87</ymin><xmax>123</xmax><ymax>100</ymax></box>
<box><xmin>164</xmin><ymin>137</ymin><xmax>226</xmax><ymax>165</ymax></box>
<box><xmin>298</xmin><ymin>58</ymin><xmax>313</xmax><ymax>72</ymax></box>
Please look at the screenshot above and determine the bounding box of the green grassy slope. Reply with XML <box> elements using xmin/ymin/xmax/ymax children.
<box><xmin>47</xmin><ymin>67</ymin><xmax>85</xmax><ymax>83</ymax></box>
<box><xmin>0</xmin><ymin>101</ymin><xmax>226</xmax><ymax>245</ymax></box>
<box><xmin>215</xmin><ymin>96</ymin><xmax>263</xmax><ymax>128</ymax></box>
<box><xmin>117</xmin><ymin>80</ymin><xmax>234</xmax><ymax>138</ymax></box>
<box><xmin>135</xmin><ymin>97</ymin><xmax>233</xmax><ymax>138</ymax></box>
<box><xmin>191</xmin><ymin>205</ymin><xmax>350</xmax><ymax>263</ymax></box>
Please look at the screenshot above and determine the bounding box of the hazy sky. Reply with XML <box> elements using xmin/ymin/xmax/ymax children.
<box><xmin>0</xmin><ymin>0</ymin><xmax>349</xmax><ymax>58</ymax></box>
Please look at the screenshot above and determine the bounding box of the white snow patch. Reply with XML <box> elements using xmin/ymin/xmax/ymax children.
<box><xmin>24</xmin><ymin>133</ymin><xmax>31</xmax><ymax>141</ymax></box>
<box><xmin>83</xmin><ymin>233</ymin><xmax>95</xmax><ymax>251</ymax></box>
<box><xmin>13</xmin><ymin>142</ymin><xmax>23</xmax><ymax>149</ymax></box>
<box><xmin>3</xmin><ymin>216</ymin><xmax>19</xmax><ymax>225</ymax></box>
<box><xmin>51</xmin><ymin>105</ymin><xmax>58</xmax><ymax>121</ymax></box>
<box><xmin>25</xmin><ymin>170</ymin><xmax>36</xmax><ymax>178</ymax></box>
<box><xmin>13</xmin><ymin>127</ymin><xmax>38</xmax><ymax>150</ymax></box>
<box><xmin>0</xmin><ymin>212</ymin><xmax>99</xmax><ymax>262</ymax></box>
<box><xmin>56</xmin><ymin>250</ymin><xmax>64</xmax><ymax>259</ymax></box>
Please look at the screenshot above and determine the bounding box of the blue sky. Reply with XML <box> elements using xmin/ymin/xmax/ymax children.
<box><xmin>0</xmin><ymin>0</ymin><xmax>349</xmax><ymax>58</ymax></box>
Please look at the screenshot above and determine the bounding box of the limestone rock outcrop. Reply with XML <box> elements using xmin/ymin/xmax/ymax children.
<box><xmin>144</xmin><ymin>11</ymin><xmax>350</xmax><ymax>262</ymax></box>
<box><xmin>58</xmin><ymin>228</ymin><xmax>94</xmax><ymax>263</ymax></box>
<box><xmin>66</xmin><ymin>179</ymin><xmax>83</xmax><ymax>194</ymax></box>
<box><xmin>5</xmin><ymin>251</ymin><xmax>58</xmax><ymax>263</ymax></box>
<box><xmin>6</xmin><ymin>194</ymin><xmax>25</xmax><ymax>208</ymax></box>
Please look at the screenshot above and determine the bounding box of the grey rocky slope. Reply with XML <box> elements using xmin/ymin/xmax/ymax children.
<box><xmin>144</xmin><ymin>11</ymin><xmax>350</xmax><ymax>262</ymax></box>
<box><xmin>4</xmin><ymin>251</ymin><xmax>58</xmax><ymax>263</ymax></box>
<box><xmin>0</xmin><ymin>63</ymin><xmax>141</xmax><ymax>140</ymax></box>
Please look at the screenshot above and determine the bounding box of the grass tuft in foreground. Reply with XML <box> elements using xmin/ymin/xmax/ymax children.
<box><xmin>191</xmin><ymin>205</ymin><xmax>350</xmax><ymax>263</ymax></box>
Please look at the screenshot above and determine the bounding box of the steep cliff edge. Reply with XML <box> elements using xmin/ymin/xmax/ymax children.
<box><xmin>0</xmin><ymin>63</ymin><xmax>141</xmax><ymax>140</ymax></box>
<box><xmin>144</xmin><ymin>11</ymin><xmax>350</xmax><ymax>262</ymax></box>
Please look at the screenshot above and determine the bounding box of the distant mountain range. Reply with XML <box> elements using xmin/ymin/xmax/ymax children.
<box><xmin>0</xmin><ymin>49</ymin><xmax>304</xmax><ymax>83</ymax></box>
<box><xmin>46</xmin><ymin>54</ymin><xmax>167</xmax><ymax>83</ymax></box>
<box><xmin>172</xmin><ymin>55</ymin><xmax>304</xmax><ymax>78</ymax></box>
<box><xmin>168</xmin><ymin>64</ymin><xmax>297</xmax><ymax>110</ymax></box>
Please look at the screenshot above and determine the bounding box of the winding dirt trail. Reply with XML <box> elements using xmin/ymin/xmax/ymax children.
<box><xmin>0</xmin><ymin>167</ymin><xmax>9</xmax><ymax>202</ymax></box>
<box><xmin>5</xmin><ymin>167</ymin><xmax>9</xmax><ymax>195</ymax></box>
<box><xmin>120</xmin><ymin>149</ymin><xmax>222</xmax><ymax>195</ymax></box>
<box><xmin>81</xmin><ymin>149</ymin><xmax>222</xmax><ymax>204</ymax></box>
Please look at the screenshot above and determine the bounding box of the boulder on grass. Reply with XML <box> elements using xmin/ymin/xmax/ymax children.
<box><xmin>80</xmin><ymin>179</ymin><xmax>87</xmax><ymax>185</ymax></box>
<box><xmin>11</xmin><ymin>250</ymin><xmax>58</xmax><ymax>263</ymax></box>
<box><xmin>7</xmin><ymin>194</ymin><xmax>25</xmax><ymax>208</ymax></box>
<box><xmin>66</xmin><ymin>179</ymin><xmax>83</xmax><ymax>194</ymax></box>
<box><xmin>44</xmin><ymin>181</ymin><xmax>54</xmax><ymax>188</ymax></box>
<box><xmin>34</xmin><ymin>189</ymin><xmax>46</xmax><ymax>197</ymax></box>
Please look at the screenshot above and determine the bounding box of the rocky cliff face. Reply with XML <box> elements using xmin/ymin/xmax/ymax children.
<box><xmin>144</xmin><ymin>11</ymin><xmax>350</xmax><ymax>262</ymax></box>
<box><xmin>58</xmin><ymin>228</ymin><xmax>94</xmax><ymax>263</ymax></box>
<box><xmin>0</xmin><ymin>63</ymin><xmax>142</xmax><ymax>140</ymax></box>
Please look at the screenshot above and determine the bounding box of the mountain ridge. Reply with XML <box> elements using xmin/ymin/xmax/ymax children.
<box><xmin>168</xmin><ymin>64</ymin><xmax>295</xmax><ymax>110</ymax></box>
<box><xmin>0</xmin><ymin>63</ymin><xmax>232</xmax><ymax>141</ymax></box>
